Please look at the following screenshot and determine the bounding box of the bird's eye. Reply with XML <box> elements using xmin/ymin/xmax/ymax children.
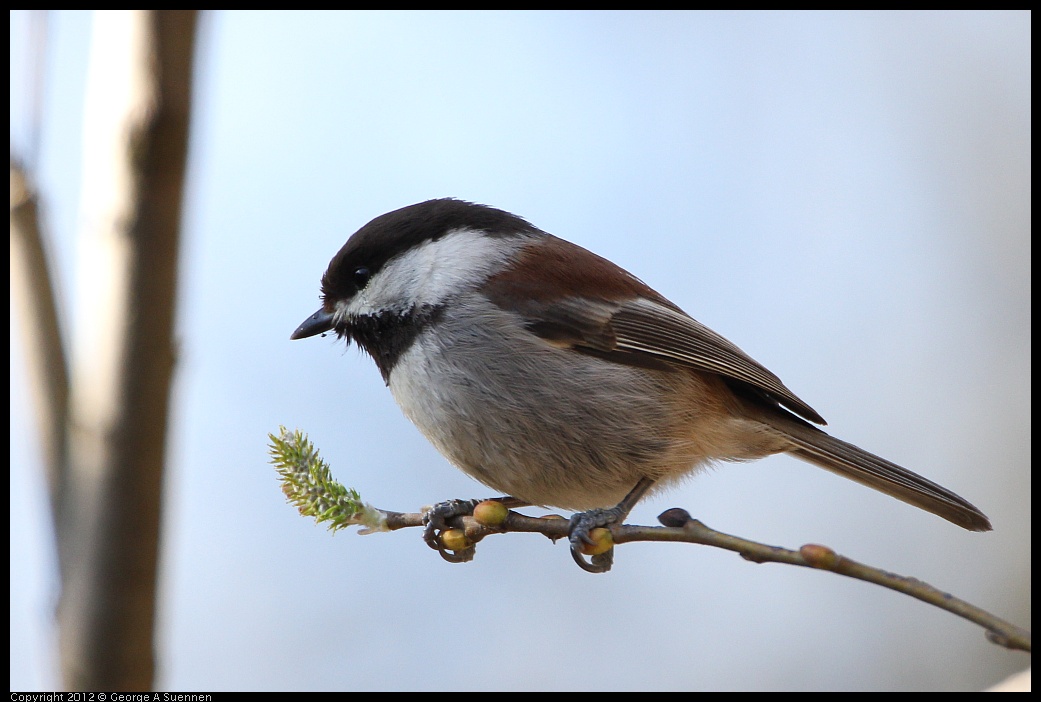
<box><xmin>353</xmin><ymin>266</ymin><xmax>371</xmax><ymax>288</ymax></box>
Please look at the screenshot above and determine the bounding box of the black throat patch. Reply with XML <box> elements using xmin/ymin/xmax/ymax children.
<box><xmin>343</xmin><ymin>305</ymin><xmax>445</xmax><ymax>384</ymax></box>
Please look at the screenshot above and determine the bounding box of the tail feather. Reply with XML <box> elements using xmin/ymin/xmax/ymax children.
<box><xmin>767</xmin><ymin>416</ymin><xmax>991</xmax><ymax>532</ymax></box>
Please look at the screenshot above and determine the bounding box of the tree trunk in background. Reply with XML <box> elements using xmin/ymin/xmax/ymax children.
<box><xmin>52</xmin><ymin>10</ymin><xmax>197</xmax><ymax>691</ymax></box>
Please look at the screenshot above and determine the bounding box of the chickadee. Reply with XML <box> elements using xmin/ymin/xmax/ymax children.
<box><xmin>292</xmin><ymin>198</ymin><xmax>991</xmax><ymax>571</ymax></box>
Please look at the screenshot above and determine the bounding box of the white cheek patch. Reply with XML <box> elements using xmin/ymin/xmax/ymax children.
<box><xmin>345</xmin><ymin>228</ymin><xmax>530</xmax><ymax>317</ymax></box>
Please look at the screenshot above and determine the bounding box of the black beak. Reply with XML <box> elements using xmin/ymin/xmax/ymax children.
<box><xmin>290</xmin><ymin>308</ymin><xmax>335</xmax><ymax>340</ymax></box>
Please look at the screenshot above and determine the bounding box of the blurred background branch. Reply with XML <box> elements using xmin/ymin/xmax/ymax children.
<box><xmin>10</xmin><ymin>10</ymin><xmax>198</xmax><ymax>691</ymax></box>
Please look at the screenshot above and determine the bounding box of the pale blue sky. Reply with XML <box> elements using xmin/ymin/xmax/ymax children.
<box><xmin>11</xmin><ymin>10</ymin><xmax>1030</xmax><ymax>691</ymax></box>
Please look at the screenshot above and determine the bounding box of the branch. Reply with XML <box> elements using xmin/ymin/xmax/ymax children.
<box><xmin>50</xmin><ymin>11</ymin><xmax>198</xmax><ymax>692</ymax></box>
<box><xmin>269</xmin><ymin>427</ymin><xmax>1031</xmax><ymax>654</ymax></box>
<box><xmin>10</xmin><ymin>158</ymin><xmax>69</xmax><ymax>541</ymax></box>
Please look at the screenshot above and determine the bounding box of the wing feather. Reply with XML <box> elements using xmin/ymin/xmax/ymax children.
<box><xmin>493</xmin><ymin>292</ymin><xmax>825</xmax><ymax>425</ymax></box>
<box><xmin>609</xmin><ymin>298</ymin><xmax>824</xmax><ymax>423</ymax></box>
<box><xmin>480</xmin><ymin>234</ymin><xmax>825</xmax><ymax>424</ymax></box>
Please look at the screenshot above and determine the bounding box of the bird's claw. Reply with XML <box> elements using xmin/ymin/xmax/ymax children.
<box><xmin>568</xmin><ymin>507</ymin><xmax>624</xmax><ymax>574</ymax></box>
<box><xmin>423</xmin><ymin>498</ymin><xmax>479</xmax><ymax>563</ymax></box>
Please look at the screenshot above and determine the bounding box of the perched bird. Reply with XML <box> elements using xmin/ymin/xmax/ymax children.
<box><xmin>292</xmin><ymin>198</ymin><xmax>991</xmax><ymax>572</ymax></box>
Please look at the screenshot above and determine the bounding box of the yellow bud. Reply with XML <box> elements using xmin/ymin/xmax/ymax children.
<box><xmin>578</xmin><ymin>527</ymin><xmax>613</xmax><ymax>556</ymax></box>
<box><xmin>800</xmin><ymin>543</ymin><xmax>840</xmax><ymax>569</ymax></box>
<box><xmin>473</xmin><ymin>500</ymin><xmax>509</xmax><ymax>527</ymax></box>
<box><xmin>440</xmin><ymin>528</ymin><xmax>471</xmax><ymax>552</ymax></box>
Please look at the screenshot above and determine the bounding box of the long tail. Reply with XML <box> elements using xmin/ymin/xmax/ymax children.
<box><xmin>764</xmin><ymin>413</ymin><xmax>992</xmax><ymax>532</ymax></box>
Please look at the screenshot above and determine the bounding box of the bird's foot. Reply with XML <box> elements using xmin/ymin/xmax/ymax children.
<box><xmin>422</xmin><ymin>498</ymin><xmax>480</xmax><ymax>563</ymax></box>
<box><xmin>568</xmin><ymin>506</ymin><xmax>626</xmax><ymax>574</ymax></box>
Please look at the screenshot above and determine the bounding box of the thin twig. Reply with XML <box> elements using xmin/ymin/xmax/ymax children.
<box><xmin>366</xmin><ymin>505</ymin><xmax>1031</xmax><ymax>653</ymax></box>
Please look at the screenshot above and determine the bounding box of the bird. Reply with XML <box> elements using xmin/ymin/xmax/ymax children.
<box><xmin>291</xmin><ymin>198</ymin><xmax>991</xmax><ymax>572</ymax></box>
